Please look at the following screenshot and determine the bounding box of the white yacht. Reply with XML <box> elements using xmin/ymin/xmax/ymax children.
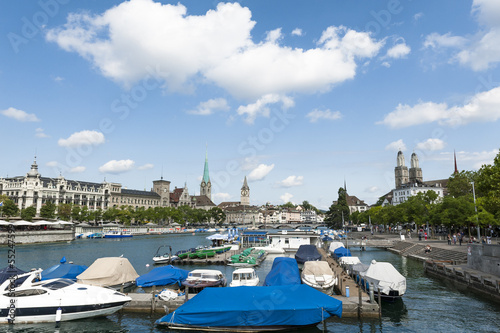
<box><xmin>229</xmin><ymin>268</ymin><xmax>260</xmax><ymax>287</ymax></box>
<box><xmin>0</xmin><ymin>269</ymin><xmax>131</xmax><ymax>324</ymax></box>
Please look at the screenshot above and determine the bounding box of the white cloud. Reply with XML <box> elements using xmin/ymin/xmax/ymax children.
<box><xmin>46</xmin><ymin>161</ymin><xmax>58</xmax><ymax>167</ymax></box>
<box><xmin>423</xmin><ymin>32</ymin><xmax>468</xmax><ymax>49</ymax></box>
<box><xmin>99</xmin><ymin>159</ymin><xmax>135</xmax><ymax>174</ymax></box>
<box><xmin>291</xmin><ymin>28</ymin><xmax>302</xmax><ymax>36</ymax></box>
<box><xmin>248</xmin><ymin>163</ymin><xmax>274</xmax><ymax>181</ymax></box>
<box><xmin>385</xmin><ymin>139</ymin><xmax>406</xmax><ymax>152</ymax></box>
<box><xmin>138</xmin><ymin>163</ymin><xmax>154</xmax><ymax>170</ymax></box>
<box><xmin>58</xmin><ymin>130</ymin><xmax>105</xmax><ymax>148</ymax></box>
<box><xmin>47</xmin><ymin>1</ymin><xmax>384</xmax><ymax>100</ymax></box>
<box><xmin>381</xmin><ymin>61</ymin><xmax>391</xmax><ymax>68</ymax></box>
<box><xmin>280</xmin><ymin>192</ymin><xmax>294</xmax><ymax>203</ymax></box>
<box><xmin>213</xmin><ymin>192</ymin><xmax>231</xmax><ymax>202</ymax></box>
<box><xmin>386</xmin><ymin>43</ymin><xmax>411</xmax><ymax>59</ymax></box>
<box><xmin>69</xmin><ymin>166</ymin><xmax>86</xmax><ymax>173</ymax></box>
<box><xmin>366</xmin><ymin>186</ymin><xmax>379</xmax><ymax>193</ymax></box>
<box><xmin>416</xmin><ymin>138</ymin><xmax>446</xmax><ymax>151</ymax></box>
<box><xmin>237</xmin><ymin>94</ymin><xmax>294</xmax><ymax>124</ymax></box>
<box><xmin>1</xmin><ymin>107</ymin><xmax>40</xmax><ymax>122</ymax></box>
<box><xmin>54</xmin><ymin>76</ymin><xmax>64</xmax><ymax>82</ymax></box>
<box><xmin>277</xmin><ymin>175</ymin><xmax>303</xmax><ymax>188</ymax></box>
<box><xmin>432</xmin><ymin>149</ymin><xmax>499</xmax><ymax>170</ymax></box>
<box><xmin>306</xmin><ymin>109</ymin><xmax>342</xmax><ymax>123</ymax></box>
<box><xmin>35</xmin><ymin>128</ymin><xmax>49</xmax><ymax>138</ymax></box>
<box><xmin>472</xmin><ymin>0</ymin><xmax>500</xmax><ymax>27</ymax></box>
<box><xmin>187</xmin><ymin>98</ymin><xmax>229</xmax><ymax>115</ymax></box>
<box><xmin>414</xmin><ymin>12</ymin><xmax>424</xmax><ymax>21</ymax></box>
<box><xmin>378</xmin><ymin>86</ymin><xmax>500</xmax><ymax>128</ymax></box>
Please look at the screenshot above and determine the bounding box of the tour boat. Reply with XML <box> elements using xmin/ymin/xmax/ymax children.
<box><xmin>229</xmin><ymin>268</ymin><xmax>259</xmax><ymax>287</ymax></box>
<box><xmin>182</xmin><ymin>269</ymin><xmax>226</xmax><ymax>292</ymax></box>
<box><xmin>104</xmin><ymin>230</ymin><xmax>132</xmax><ymax>238</ymax></box>
<box><xmin>0</xmin><ymin>269</ymin><xmax>131</xmax><ymax>324</ymax></box>
<box><xmin>300</xmin><ymin>261</ymin><xmax>336</xmax><ymax>295</ymax></box>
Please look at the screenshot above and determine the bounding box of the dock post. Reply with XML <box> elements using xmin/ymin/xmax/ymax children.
<box><xmin>358</xmin><ymin>284</ymin><xmax>362</xmax><ymax>317</ymax></box>
<box><xmin>184</xmin><ymin>287</ymin><xmax>189</xmax><ymax>304</ymax></box>
<box><xmin>369</xmin><ymin>283</ymin><xmax>374</xmax><ymax>303</ymax></box>
<box><xmin>151</xmin><ymin>290</ymin><xmax>156</xmax><ymax>313</ymax></box>
<box><xmin>377</xmin><ymin>287</ymin><xmax>382</xmax><ymax>317</ymax></box>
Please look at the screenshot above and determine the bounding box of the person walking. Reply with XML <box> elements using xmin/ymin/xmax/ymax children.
<box><xmin>453</xmin><ymin>233</ymin><xmax>457</xmax><ymax>245</ymax></box>
<box><xmin>458</xmin><ymin>233</ymin><xmax>462</xmax><ymax>246</ymax></box>
<box><xmin>447</xmin><ymin>234</ymin><xmax>451</xmax><ymax>245</ymax></box>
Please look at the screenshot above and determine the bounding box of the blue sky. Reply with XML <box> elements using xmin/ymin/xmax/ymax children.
<box><xmin>1</xmin><ymin>0</ymin><xmax>500</xmax><ymax>209</ymax></box>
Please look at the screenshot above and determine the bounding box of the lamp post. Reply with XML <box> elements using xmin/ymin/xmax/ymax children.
<box><xmin>471</xmin><ymin>182</ymin><xmax>480</xmax><ymax>242</ymax></box>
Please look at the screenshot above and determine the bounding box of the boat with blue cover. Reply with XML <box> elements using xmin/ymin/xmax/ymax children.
<box><xmin>332</xmin><ymin>246</ymin><xmax>351</xmax><ymax>259</ymax></box>
<box><xmin>41</xmin><ymin>257</ymin><xmax>88</xmax><ymax>281</ymax></box>
<box><xmin>136</xmin><ymin>265</ymin><xmax>189</xmax><ymax>291</ymax></box>
<box><xmin>294</xmin><ymin>244</ymin><xmax>322</xmax><ymax>267</ymax></box>
<box><xmin>155</xmin><ymin>284</ymin><xmax>342</xmax><ymax>331</ymax></box>
<box><xmin>263</xmin><ymin>257</ymin><xmax>301</xmax><ymax>286</ymax></box>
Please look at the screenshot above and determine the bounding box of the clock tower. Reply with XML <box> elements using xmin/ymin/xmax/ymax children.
<box><xmin>240</xmin><ymin>176</ymin><xmax>250</xmax><ymax>206</ymax></box>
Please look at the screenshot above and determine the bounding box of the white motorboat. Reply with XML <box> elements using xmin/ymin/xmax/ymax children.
<box><xmin>182</xmin><ymin>269</ymin><xmax>226</xmax><ymax>292</ymax></box>
<box><xmin>152</xmin><ymin>245</ymin><xmax>180</xmax><ymax>264</ymax></box>
<box><xmin>229</xmin><ymin>268</ymin><xmax>260</xmax><ymax>287</ymax></box>
<box><xmin>0</xmin><ymin>269</ymin><xmax>130</xmax><ymax>324</ymax></box>
<box><xmin>253</xmin><ymin>242</ymin><xmax>285</xmax><ymax>254</ymax></box>
<box><xmin>301</xmin><ymin>261</ymin><xmax>336</xmax><ymax>295</ymax></box>
<box><xmin>357</xmin><ymin>260</ymin><xmax>406</xmax><ymax>301</ymax></box>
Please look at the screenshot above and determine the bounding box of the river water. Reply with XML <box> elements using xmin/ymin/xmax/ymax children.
<box><xmin>1</xmin><ymin>233</ymin><xmax>499</xmax><ymax>332</ymax></box>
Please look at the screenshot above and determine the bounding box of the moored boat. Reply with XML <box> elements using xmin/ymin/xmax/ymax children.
<box><xmin>0</xmin><ymin>269</ymin><xmax>131</xmax><ymax>324</ymax></box>
<box><xmin>301</xmin><ymin>261</ymin><xmax>336</xmax><ymax>295</ymax></box>
<box><xmin>182</xmin><ymin>269</ymin><xmax>226</xmax><ymax>292</ymax></box>
<box><xmin>104</xmin><ymin>230</ymin><xmax>132</xmax><ymax>238</ymax></box>
<box><xmin>136</xmin><ymin>265</ymin><xmax>189</xmax><ymax>291</ymax></box>
<box><xmin>76</xmin><ymin>257</ymin><xmax>139</xmax><ymax>291</ymax></box>
<box><xmin>227</xmin><ymin>248</ymin><xmax>266</xmax><ymax>267</ymax></box>
<box><xmin>41</xmin><ymin>257</ymin><xmax>88</xmax><ymax>281</ymax></box>
<box><xmin>357</xmin><ymin>260</ymin><xmax>406</xmax><ymax>301</ymax></box>
<box><xmin>155</xmin><ymin>285</ymin><xmax>342</xmax><ymax>331</ymax></box>
<box><xmin>152</xmin><ymin>245</ymin><xmax>180</xmax><ymax>264</ymax></box>
<box><xmin>263</xmin><ymin>257</ymin><xmax>301</xmax><ymax>286</ymax></box>
<box><xmin>229</xmin><ymin>268</ymin><xmax>259</xmax><ymax>287</ymax></box>
<box><xmin>294</xmin><ymin>244</ymin><xmax>321</xmax><ymax>268</ymax></box>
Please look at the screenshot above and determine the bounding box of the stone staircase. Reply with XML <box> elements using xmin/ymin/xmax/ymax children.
<box><xmin>388</xmin><ymin>241</ymin><xmax>467</xmax><ymax>264</ymax></box>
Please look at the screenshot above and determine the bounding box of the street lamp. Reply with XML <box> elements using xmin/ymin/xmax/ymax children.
<box><xmin>471</xmin><ymin>182</ymin><xmax>480</xmax><ymax>242</ymax></box>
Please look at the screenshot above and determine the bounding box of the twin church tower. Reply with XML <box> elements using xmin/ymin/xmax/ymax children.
<box><xmin>394</xmin><ymin>150</ymin><xmax>423</xmax><ymax>188</ymax></box>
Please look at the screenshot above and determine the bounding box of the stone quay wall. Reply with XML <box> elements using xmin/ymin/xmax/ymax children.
<box><xmin>0</xmin><ymin>230</ymin><xmax>74</xmax><ymax>245</ymax></box>
<box><xmin>468</xmin><ymin>243</ymin><xmax>500</xmax><ymax>276</ymax></box>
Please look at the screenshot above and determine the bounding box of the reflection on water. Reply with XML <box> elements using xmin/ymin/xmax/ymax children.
<box><xmin>1</xmin><ymin>234</ymin><xmax>499</xmax><ymax>332</ymax></box>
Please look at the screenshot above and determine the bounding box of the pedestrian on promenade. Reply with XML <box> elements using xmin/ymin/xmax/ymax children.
<box><xmin>459</xmin><ymin>233</ymin><xmax>462</xmax><ymax>246</ymax></box>
<box><xmin>424</xmin><ymin>232</ymin><xmax>427</xmax><ymax>241</ymax></box>
<box><xmin>453</xmin><ymin>234</ymin><xmax>457</xmax><ymax>245</ymax></box>
<box><xmin>447</xmin><ymin>234</ymin><xmax>451</xmax><ymax>245</ymax></box>
<box><xmin>419</xmin><ymin>231</ymin><xmax>422</xmax><ymax>241</ymax></box>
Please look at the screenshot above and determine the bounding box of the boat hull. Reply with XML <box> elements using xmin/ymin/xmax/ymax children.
<box><xmin>158</xmin><ymin>323</ymin><xmax>317</xmax><ymax>332</ymax></box>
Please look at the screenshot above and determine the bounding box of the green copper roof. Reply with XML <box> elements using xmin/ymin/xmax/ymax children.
<box><xmin>203</xmin><ymin>149</ymin><xmax>210</xmax><ymax>183</ymax></box>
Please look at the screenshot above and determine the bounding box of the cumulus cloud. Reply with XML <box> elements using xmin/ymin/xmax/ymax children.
<box><xmin>277</xmin><ymin>175</ymin><xmax>303</xmax><ymax>188</ymax></box>
<box><xmin>35</xmin><ymin>128</ymin><xmax>49</xmax><ymax>138</ymax></box>
<box><xmin>187</xmin><ymin>98</ymin><xmax>229</xmax><ymax>115</ymax></box>
<box><xmin>386</xmin><ymin>43</ymin><xmax>411</xmax><ymax>58</ymax></box>
<box><xmin>99</xmin><ymin>159</ymin><xmax>135</xmax><ymax>174</ymax></box>
<box><xmin>378</xmin><ymin>86</ymin><xmax>500</xmax><ymax>128</ymax></box>
<box><xmin>58</xmin><ymin>130</ymin><xmax>105</xmax><ymax>148</ymax></box>
<box><xmin>414</xmin><ymin>12</ymin><xmax>424</xmax><ymax>21</ymax></box>
<box><xmin>46</xmin><ymin>1</ymin><xmax>384</xmax><ymax>101</ymax></box>
<box><xmin>248</xmin><ymin>163</ymin><xmax>274</xmax><ymax>181</ymax></box>
<box><xmin>1</xmin><ymin>107</ymin><xmax>40</xmax><ymax>122</ymax></box>
<box><xmin>416</xmin><ymin>138</ymin><xmax>446</xmax><ymax>151</ymax></box>
<box><xmin>385</xmin><ymin>139</ymin><xmax>406</xmax><ymax>152</ymax></box>
<box><xmin>306</xmin><ymin>109</ymin><xmax>342</xmax><ymax>123</ymax></box>
<box><xmin>424</xmin><ymin>1</ymin><xmax>500</xmax><ymax>70</ymax></box>
<box><xmin>280</xmin><ymin>192</ymin><xmax>294</xmax><ymax>203</ymax></box>
<box><xmin>213</xmin><ymin>192</ymin><xmax>231</xmax><ymax>202</ymax></box>
<box><xmin>138</xmin><ymin>163</ymin><xmax>154</xmax><ymax>170</ymax></box>
<box><xmin>69</xmin><ymin>166</ymin><xmax>86</xmax><ymax>173</ymax></box>
<box><xmin>291</xmin><ymin>28</ymin><xmax>303</xmax><ymax>36</ymax></box>
<box><xmin>237</xmin><ymin>94</ymin><xmax>294</xmax><ymax>124</ymax></box>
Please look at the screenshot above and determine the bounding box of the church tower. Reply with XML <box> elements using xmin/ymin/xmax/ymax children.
<box><xmin>409</xmin><ymin>152</ymin><xmax>423</xmax><ymax>184</ymax></box>
<box><xmin>200</xmin><ymin>149</ymin><xmax>211</xmax><ymax>200</ymax></box>
<box><xmin>394</xmin><ymin>150</ymin><xmax>409</xmax><ymax>188</ymax></box>
<box><xmin>240</xmin><ymin>176</ymin><xmax>250</xmax><ymax>206</ymax></box>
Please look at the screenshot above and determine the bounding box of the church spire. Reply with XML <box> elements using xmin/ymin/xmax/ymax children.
<box><xmin>203</xmin><ymin>147</ymin><xmax>210</xmax><ymax>183</ymax></box>
<box><xmin>200</xmin><ymin>147</ymin><xmax>212</xmax><ymax>200</ymax></box>
<box><xmin>454</xmin><ymin>150</ymin><xmax>459</xmax><ymax>174</ymax></box>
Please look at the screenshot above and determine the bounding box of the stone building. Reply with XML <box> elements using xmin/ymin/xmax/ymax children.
<box><xmin>218</xmin><ymin>176</ymin><xmax>258</xmax><ymax>225</ymax></box>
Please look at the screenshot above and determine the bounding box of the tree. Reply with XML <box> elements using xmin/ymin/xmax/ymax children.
<box><xmin>325</xmin><ymin>187</ymin><xmax>350</xmax><ymax>229</ymax></box>
<box><xmin>103</xmin><ymin>207</ymin><xmax>118</xmax><ymax>222</ymax></box>
<box><xmin>57</xmin><ymin>203</ymin><xmax>72</xmax><ymax>220</ymax></box>
<box><xmin>40</xmin><ymin>202</ymin><xmax>57</xmax><ymax>219</ymax></box>
<box><xmin>71</xmin><ymin>206</ymin><xmax>82</xmax><ymax>222</ymax></box>
<box><xmin>20</xmin><ymin>206</ymin><xmax>37</xmax><ymax>221</ymax></box>
<box><xmin>447</xmin><ymin>171</ymin><xmax>476</xmax><ymax>198</ymax></box>
<box><xmin>0</xmin><ymin>197</ymin><xmax>19</xmax><ymax>218</ymax></box>
<box><xmin>281</xmin><ymin>202</ymin><xmax>295</xmax><ymax>209</ymax></box>
<box><xmin>209</xmin><ymin>207</ymin><xmax>226</xmax><ymax>225</ymax></box>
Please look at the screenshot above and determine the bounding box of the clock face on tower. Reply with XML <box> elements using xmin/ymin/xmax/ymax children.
<box><xmin>241</xmin><ymin>189</ymin><xmax>248</xmax><ymax>196</ymax></box>
<box><xmin>201</xmin><ymin>183</ymin><xmax>205</xmax><ymax>187</ymax></box>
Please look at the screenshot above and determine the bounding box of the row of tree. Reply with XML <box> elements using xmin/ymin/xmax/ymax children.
<box><xmin>325</xmin><ymin>149</ymin><xmax>500</xmax><ymax>237</ymax></box>
<box><xmin>0</xmin><ymin>196</ymin><xmax>227</xmax><ymax>226</ymax></box>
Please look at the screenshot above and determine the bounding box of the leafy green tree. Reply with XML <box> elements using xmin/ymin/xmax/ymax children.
<box><xmin>57</xmin><ymin>203</ymin><xmax>72</xmax><ymax>220</ymax></box>
<box><xmin>20</xmin><ymin>206</ymin><xmax>37</xmax><ymax>221</ymax></box>
<box><xmin>447</xmin><ymin>171</ymin><xmax>476</xmax><ymax>198</ymax></box>
<box><xmin>325</xmin><ymin>187</ymin><xmax>350</xmax><ymax>229</ymax></box>
<box><xmin>40</xmin><ymin>202</ymin><xmax>57</xmax><ymax>219</ymax></box>
<box><xmin>0</xmin><ymin>197</ymin><xmax>19</xmax><ymax>218</ymax></box>
<box><xmin>71</xmin><ymin>205</ymin><xmax>82</xmax><ymax>222</ymax></box>
<box><xmin>209</xmin><ymin>207</ymin><xmax>226</xmax><ymax>225</ymax></box>
<box><xmin>102</xmin><ymin>207</ymin><xmax>118</xmax><ymax>222</ymax></box>
<box><xmin>281</xmin><ymin>202</ymin><xmax>295</xmax><ymax>209</ymax></box>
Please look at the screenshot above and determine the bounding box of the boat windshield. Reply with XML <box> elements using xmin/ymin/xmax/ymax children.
<box><xmin>201</xmin><ymin>274</ymin><xmax>219</xmax><ymax>280</ymax></box>
<box><xmin>232</xmin><ymin>273</ymin><xmax>239</xmax><ymax>280</ymax></box>
<box><xmin>41</xmin><ymin>279</ymin><xmax>75</xmax><ymax>290</ymax></box>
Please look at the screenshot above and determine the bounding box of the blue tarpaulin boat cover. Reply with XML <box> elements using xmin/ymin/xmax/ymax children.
<box><xmin>0</xmin><ymin>266</ymin><xmax>28</xmax><ymax>285</ymax></box>
<box><xmin>333</xmin><ymin>247</ymin><xmax>352</xmax><ymax>259</ymax></box>
<box><xmin>136</xmin><ymin>265</ymin><xmax>189</xmax><ymax>288</ymax></box>
<box><xmin>264</xmin><ymin>257</ymin><xmax>301</xmax><ymax>286</ymax></box>
<box><xmin>156</xmin><ymin>285</ymin><xmax>342</xmax><ymax>328</ymax></box>
<box><xmin>41</xmin><ymin>262</ymin><xmax>88</xmax><ymax>281</ymax></box>
<box><xmin>294</xmin><ymin>245</ymin><xmax>322</xmax><ymax>264</ymax></box>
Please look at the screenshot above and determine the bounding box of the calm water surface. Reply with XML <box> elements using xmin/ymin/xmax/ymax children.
<box><xmin>1</xmin><ymin>233</ymin><xmax>499</xmax><ymax>332</ymax></box>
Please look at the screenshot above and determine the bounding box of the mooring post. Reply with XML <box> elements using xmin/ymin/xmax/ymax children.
<box><xmin>378</xmin><ymin>287</ymin><xmax>382</xmax><ymax>317</ymax></box>
<box><xmin>184</xmin><ymin>287</ymin><xmax>189</xmax><ymax>304</ymax></box>
<box><xmin>151</xmin><ymin>290</ymin><xmax>156</xmax><ymax>313</ymax></box>
<box><xmin>358</xmin><ymin>284</ymin><xmax>362</xmax><ymax>317</ymax></box>
<box><xmin>369</xmin><ymin>283</ymin><xmax>375</xmax><ymax>303</ymax></box>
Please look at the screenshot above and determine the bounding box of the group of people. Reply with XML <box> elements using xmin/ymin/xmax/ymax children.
<box><xmin>447</xmin><ymin>233</ymin><xmax>464</xmax><ymax>246</ymax></box>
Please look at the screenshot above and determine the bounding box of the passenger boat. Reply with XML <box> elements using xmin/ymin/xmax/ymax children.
<box><xmin>0</xmin><ymin>269</ymin><xmax>131</xmax><ymax>324</ymax></box>
<box><xmin>294</xmin><ymin>244</ymin><xmax>321</xmax><ymax>268</ymax></box>
<box><xmin>136</xmin><ymin>265</ymin><xmax>188</xmax><ymax>291</ymax></box>
<box><xmin>301</xmin><ymin>261</ymin><xmax>336</xmax><ymax>295</ymax></box>
<box><xmin>182</xmin><ymin>269</ymin><xmax>226</xmax><ymax>292</ymax></box>
<box><xmin>263</xmin><ymin>257</ymin><xmax>301</xmax><ymax>286</ymax></box>
<box><xmin>104</xmin><ymin>230</ymin><xmax>132</xmax><ymax>238</ymax></box>
<box><xmin>356</xmin><ymin>260</ymin><xmax>406</xmax><ymax>301</ymax></box>
<box><xmin>155</xmin><ymin>285</ymin><xmax>342</xmax><ymax>331</ymax></box>
<box><xmin>229</xmin><ymin>268</ymin><xmax>259</xmax><ymax>287</ymax></box>
<box><xmin>76</xmin><ymin>257</ymin><xmax>139</xmax><ymax>291</ymax></box>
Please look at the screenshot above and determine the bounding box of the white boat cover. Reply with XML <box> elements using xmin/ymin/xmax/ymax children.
<box><xmin>339</xmin><ymin>256</ymin><xmax>361</xmax><ymax>265</ymax></box>
<box><xmin>302</xmin><ymin>261</ymin><xmax>334</xmax><ymax>277</ymax></box>
<box><xmin>77</xmin><ymin>257</ymin><xmax>139</xmax><ymax>287</ymax></box>
<box><xmin>359</xmin><ymin>260</ymin><xmax>406</xmax><ymax>296</ymax></box>
<box><xmin>328</xmin><ymin>242</ymin><xmax>345</xmax><ymax>254</ymax></box>
<box><xmin>301</xmin><ymin>261</ymin><xmax>336</xmax><ymax>291</ymax></box>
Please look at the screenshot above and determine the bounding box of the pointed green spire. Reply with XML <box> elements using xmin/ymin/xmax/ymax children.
<box><xmin>203</xmin><ymin>147</ymin><xmax>210</xmax><ymax>183</ymax></box>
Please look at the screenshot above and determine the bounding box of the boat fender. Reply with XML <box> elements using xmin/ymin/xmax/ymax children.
<box><xmin>55</xmin><ymin>307</ymin><xmax>62</xmax><ymax>323</ymax></box>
